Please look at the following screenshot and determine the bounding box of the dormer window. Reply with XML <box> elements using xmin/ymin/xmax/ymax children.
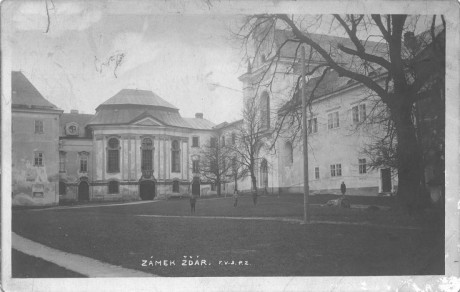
<box><xmin>65</xmin><ymin>122</ymin><xmax>79</xmax><ymax>136</ymax></box>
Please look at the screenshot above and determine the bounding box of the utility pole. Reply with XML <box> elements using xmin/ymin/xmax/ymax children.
<box><xmin>301</xmin><ymin>46</ymin><xmax>310</xmax><ymax>224</ymax></box>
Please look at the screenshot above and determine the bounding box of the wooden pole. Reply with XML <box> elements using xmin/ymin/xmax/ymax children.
<box><xmin>301</xmin><ymin>46</ymin><xmax>310</xmax><ymax>224</ymax></box>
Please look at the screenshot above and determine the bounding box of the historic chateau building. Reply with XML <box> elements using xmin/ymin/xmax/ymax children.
<box><xmin>12</xmin><ymin>71</ymin><xmax>217</xmax><ymax>206</ymax></box>
<box><xmin>232</xmin><ymin>30</ymin><xmax>398</xmax><ymax>196</ymax></box>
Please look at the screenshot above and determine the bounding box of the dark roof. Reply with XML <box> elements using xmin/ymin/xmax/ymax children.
<box><xmin>273</xmin><ymin>29</ymin><xmax>387</xmax><ymax>64</ymax></box>
<box><xmin>88</xmin><ymin>106</ymin><xmax>215</xmax><ymax>130</ymax></box>
<box><xmin>97</xmin><ymin>89</ymin><xmax>178</xmax><ymax>111</ymax></box>
<box><xmin>12</xmin><ymin>71</ymin><xmax>59</xmax><ymax>109</ymax></box>
<box><xmin>89</xmin><ymin>89</ymin><xmax>215</xmax><ymax>130</ymax></box>
<box><xmin>60</xmin><ymin>112</ymin><xmax>94</xmax><ymax>127</ymax></box>
<box><xmin>183</xmin><ymin>118</ymin><xmax>215</xmax><ymax>130</ymax></box>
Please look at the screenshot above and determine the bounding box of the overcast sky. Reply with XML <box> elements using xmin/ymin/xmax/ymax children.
<box><xmin>8</xmin><ymin>1</ymin><xmax>246</xmax><ymax>124</ymax></box>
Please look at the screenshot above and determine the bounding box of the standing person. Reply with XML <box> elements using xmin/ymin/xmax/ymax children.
<box><xmin>252</xmin><ymin>190</ymin><xmax>258</xmax><ymax>206</ymax></box>
<box><xmin>340</xmin><ymin>181</ymin><xmax>346</xmax><ymax>197</ymax></box>
<box><xmin>190</xmin><ymin>193</ymin><xmax>197</xmax><ymax>215</ymax></box>
<box><xmin>233</xmin><ymin>188</ymin><xmax>239</xmax><ymax>207</ymax></box>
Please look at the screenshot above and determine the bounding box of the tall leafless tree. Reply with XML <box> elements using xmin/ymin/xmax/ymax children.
<box><xmin>236</xmin><ymin>14</ymin><xmax>445</xmax><ymax>213</ymax></box>
<box><xmin>197</xmin><ymin>134</ymin><xmax>234</xmax><ymax>196</ymax></box>
<box><xmin>227</xmin><ymin>96</ymin><xmax>271</xmax><ymax>194</ymax></box>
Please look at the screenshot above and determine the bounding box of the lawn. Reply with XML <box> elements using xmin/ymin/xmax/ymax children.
<box><xmin>12</xmin><ymin>194</ymin><xmax>444</xmax><ymax>277</ymax></box>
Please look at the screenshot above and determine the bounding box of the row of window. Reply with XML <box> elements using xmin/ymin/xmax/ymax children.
<box><xmin>306</xmin><ymin>104</ymin><xmax>367</xmax><ymax>133</ymax></box>
<box><xmin>312</xmin><ymin>159</ymin><xmax>367</xmax><ymax>179</ymax></box>
<box><xmin>59</xmin><ymin>152</ymin><xmax>88</xmax><ymax>173</ymax></box>
<box><xmin>106</xmin><ymin>137</ymin><xmax>182</xmax><ymax>173</ymax></box>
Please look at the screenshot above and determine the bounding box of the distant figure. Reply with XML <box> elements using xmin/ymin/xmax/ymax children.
<box><xmin>252</xmin><ymin>191</ymin><xmax>258</xmax><ymax>206</ymax></box>
<box><xmin>340</xmin><ymin>181</ymin><xmax>347</xmax><ymax>197</ymax></box>
<box><xmin>190</xmin><ymin>193</ymin><xmax>197</xmax><ymax>214</ymax></box>
<box><xmin>233</xmin><ymin>189</ymin><xmax>239</xmax><ymax>207</ymax></box>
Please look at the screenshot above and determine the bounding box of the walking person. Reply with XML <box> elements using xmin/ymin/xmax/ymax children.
<box><xmin>233</xmin><ymin>188</ymin><xmax>239</xmax><ymax>207</ymax></box>
<box><xmin>190</xmin><ymin>193</ymin><xmax>197</xmax><ymax>215</ymax></box>
<box><xmin>340</xmin><ymin>181</ymin><xmax>346</xmax><ymax>197</ymax></box>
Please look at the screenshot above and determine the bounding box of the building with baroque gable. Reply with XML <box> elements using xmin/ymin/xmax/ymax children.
<box><xmin>12</xmin><ymin>72</ymin><xmax>218</xmax><ymax>206</ymax></box>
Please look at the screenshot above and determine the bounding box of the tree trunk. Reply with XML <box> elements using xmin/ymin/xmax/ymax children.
<box><xmin>250</xmin><ymin>170</ymin><xmax>257</xmax><ymax>194</ymax></box>
<box><xmin>391</xmin><ymin>99</ymin><xmax>423</xmax><ymax>214</ymax></box>
<box><xmin>216</xmin><ymin>177</ymin><xmax>221</xmax><ymax>197</ymax></box>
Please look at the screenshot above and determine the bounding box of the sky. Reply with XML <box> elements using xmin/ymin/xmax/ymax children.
<box><xmin>7</xmin><ymin>1</ymin><xmax>247</xmax><ymax>124</ymax></box>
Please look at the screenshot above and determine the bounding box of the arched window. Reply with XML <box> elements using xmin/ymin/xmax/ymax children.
<box><xmin>59</xmin><ymin>181</ymin><xmax>66</xmax><ymax>195</ymax></box>
<box><xmin>260</xmin><ymin>158</ymin><xmax>268</xmax><ymax>189</ymax></box>
<box><xmin>107</xmin><ymin>137</ymin><xmax>120</xmax><ymax>173</ymax></box>
<box><xmin>284</xmin><ymin>141</ymin><xmax>293</xmax><ymax>165</ymax></box>
<box><xmin>172</xmin><ymin>180</ymin><xmax>180</xmax><ymax>193</ymax></box>
<box><xmin>141</xmin><ymin>137</ymin><xmax>154</xmax><ymax>171</ymax></box>
<box><xmin>171</xmin><ymin>140</ymin><xmax>180</xmax><ymax>173</ymax></box>
<box><xmin>260</xmin><ymin>91</ymin><xmax>270</xmax><ymax>128</ymax></box>
<box><xmin>108</xmin><ymin>181</ymin><xmax>119</xmax><ymax>194</ymax></box>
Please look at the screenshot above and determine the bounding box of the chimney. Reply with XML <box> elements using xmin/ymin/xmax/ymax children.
<box><xmin>195</xmin><ymin>113</ymin><xmax>203</xmax><ymax>119</ymax></box>
<box><xmin>70</xmin><ymin>109</ymin><xmax>79</xmax><ymax>114</ymax></box>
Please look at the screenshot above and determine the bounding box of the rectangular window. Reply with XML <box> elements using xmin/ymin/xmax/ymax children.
<box><xmin>34</xmin><ymin>152</ymin><xmax>44</xmax><ymax>166</ymax></box>
<box><xmin>330</xmin><ymin>164</ymin><xmax>336</xmax><ymax>177</ymax></box>
<box><xmin>353</xmin><ymin>104</ymin><xmax>366</xmax><ymax>124</ymax></box>
<box><xmin>107</xmin><ymin>150</ymin><xmax>119</xmax><ymax>173</ymax></box>
<box><xmin>328</xmin><ymin>112</ymin><xmax>339</xmax><ymax>129</ymax></box>
<box><xmin>359</xmin><ymin>158</ymin><xmax>367</xmax><ymax>174</ymax></box>
<box><xmin>359</xmin><ymin>104</ymin><xmax>366</xmax><ymax>122</ymax></box>
<box><xmin>308</xmin><ymin>118</ymin><xmax>318</xmax><ymax>133</ymax></box>
<box><xmin>336</xmin><ymin>164</ymin><xmax>342</xmax><ymax>176</ymax></box>
<box><xmin>34</xmin><ymin>120</ymin><xmax>44</xmax><ymax>134</ymax></box>
<box><xmin>330</xmin><ymin>164</ymin><xmax>342</xmax><ymax>177</ymax></box>
<box><xmin>193</xmin><ymin>160</ymin><xmax>199</xmax><ymax>173</ymax></box>
<box><xmin>315</xmin><ymin>167</ymin><xmax>320</xmax><ymax>179</ymax></box>
<box><xmin>192</xmin><ymin>136</ymin><xmax>199</xmax><ymax>147</ymax></box>
<box><xmin>221</xmin><ymin>136</ymin><xmax>226</xmax><ymax>147</ymax></box>
<box><xmin>352</xmin><ymin>106</ymin><xmax>359</xmax><ymax>123</ymax></box>
<box><xmin>59</xmin><ymin>152</ymin><xmax>66</xmax><ymax>172</ymax></box>
<box><xmin>210</xmin><ymin>137</ymin><xmax>217</xmax><ymax>148</ymax></box>
<box><xmin>142</xmin><ymin>149</ymin><xmax>153</xmax><ymax>171</ymax></box>
<box><xmin>231</xmin><ymin>133</ymin><xmax>236</xmax><ymax>145</ymax></box>
<box><xmin>80</xmin><ymin>157</ymin><xmax>88</xmax><ymax>173</ymax></box>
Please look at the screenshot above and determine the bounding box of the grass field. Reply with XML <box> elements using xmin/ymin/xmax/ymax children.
<box><xmin>12</xmin><ymin>194</ymin><xmax>444</xmax><ymax>277</ymax></box>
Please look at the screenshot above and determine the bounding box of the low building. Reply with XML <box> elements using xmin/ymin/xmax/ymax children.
<box><xmin>12</xmin><ymin>71</ymin><xmax>63</xmax><ymax>206</ymax></box>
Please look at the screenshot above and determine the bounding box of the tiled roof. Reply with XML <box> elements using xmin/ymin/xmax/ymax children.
<box><xmin>97</xmin><ymin>89</ymin><xmax>178</xmax><ymax>111</ymax></box>
<box><xmin>88</xmin><ymin>106</ymin><xmax>214</xmax><ymax>130</ymax></box>
<box><xmin>12</xmin><ymin>71</ymin><xmax>59</xmax><ymax>109</ymax></box>
<box><xmin>183</xmin><ymin>118</ymin><xmax>215</xmax><ymax>130</ymax></box>
<box><xmin>273</xmin><ymin>29</ymin><xmax>387</xmax><ymax>63</ymax></box>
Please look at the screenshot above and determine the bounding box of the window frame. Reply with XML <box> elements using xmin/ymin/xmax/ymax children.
<box><xmin>359</xmin><ymin>158</ymin><xmax>367</xmax><ymax>174</ymax></box>
<box><xmin>315</xmin><ymin>167</ymin><xmax>320</xmax><ymax>179</ymax></box>
<box><xmin>171</xmin><ymin>140</ymin><xmax>181</xmax><ymax>173</ymax></box>
<box><xmin>108</xmin><ymin>180</ymin><xmax>119</xmax><ymax>194</ymax></box>
<box><xmin>330</xmin><ymin>163</ymin><xmax>342</xmax><ymax>177</ymax></box>
<box><xmin>192</xmin><ymin>136</ymin><xmax>200</xmax><ymax>148</ymax></box>
<box><xmin>34</xmin><ymin>120</ymin><xmax>44</xmax><ymax>134</ymax></box>
<box><xmin>141</xmin><ymin>137</ymin><xmax>154</xmax><ymax>172</ymax></box>
<box><xmin>107</xmin><ymin>137</ymin><xmax>120</xmax><ymax>173</ymax></box>
<box><xmin>59</xmin><ymin>151</ymin><xmax>66</xmax><ymax>172</ymax></box>
<box><xmin>327</xmin><ymin>111</ymin><xmax>340</xmax><ymax>129</ymax></box>
<box><xmin>34</xmin><ymin>151</ymin><xmax>44</xmax><ymax>166</ymax></box>
<box><xmin>192</xmin><ymin>160</ymin><xmax>200</xmax><ymax>173</ymax></box>
<box><xmin>308</xmin><ymin>117</ymin><xmax>318</xmax><ymax>134</ymax></box>
<box><xmin>172</xmin><ymin>180</ymin><xmax>180</xmax><ymax>193</ymax></box>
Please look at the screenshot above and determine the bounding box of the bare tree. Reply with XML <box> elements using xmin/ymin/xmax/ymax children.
<box><xmin>197</xmin><ymin>134</ymin><xmax>234</xmax><ymax>197</ymax></box>
<box><xmin>227</xmin><ymin>96</ymin><xmax>270</xmax><ymax>194</ymax></box>
<box><xmin>236</xmin><ymin>14</ymin><xmax>445</xmax><ymax>213</ymax></box>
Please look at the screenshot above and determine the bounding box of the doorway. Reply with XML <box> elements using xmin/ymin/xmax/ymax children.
<box><xmin>140</xmin><ymin>180</ymin><xmax>155</xmax><ymax>200</ymax></box>
<box><xmin>78</xmin><ymin>181</ymin><xmax>89</xmax><ymax>201</ymax></box>
<box><xmin>381</xmin><ymin>168</ymin><xmax>392</xmax><ymax>193</ymax></box>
